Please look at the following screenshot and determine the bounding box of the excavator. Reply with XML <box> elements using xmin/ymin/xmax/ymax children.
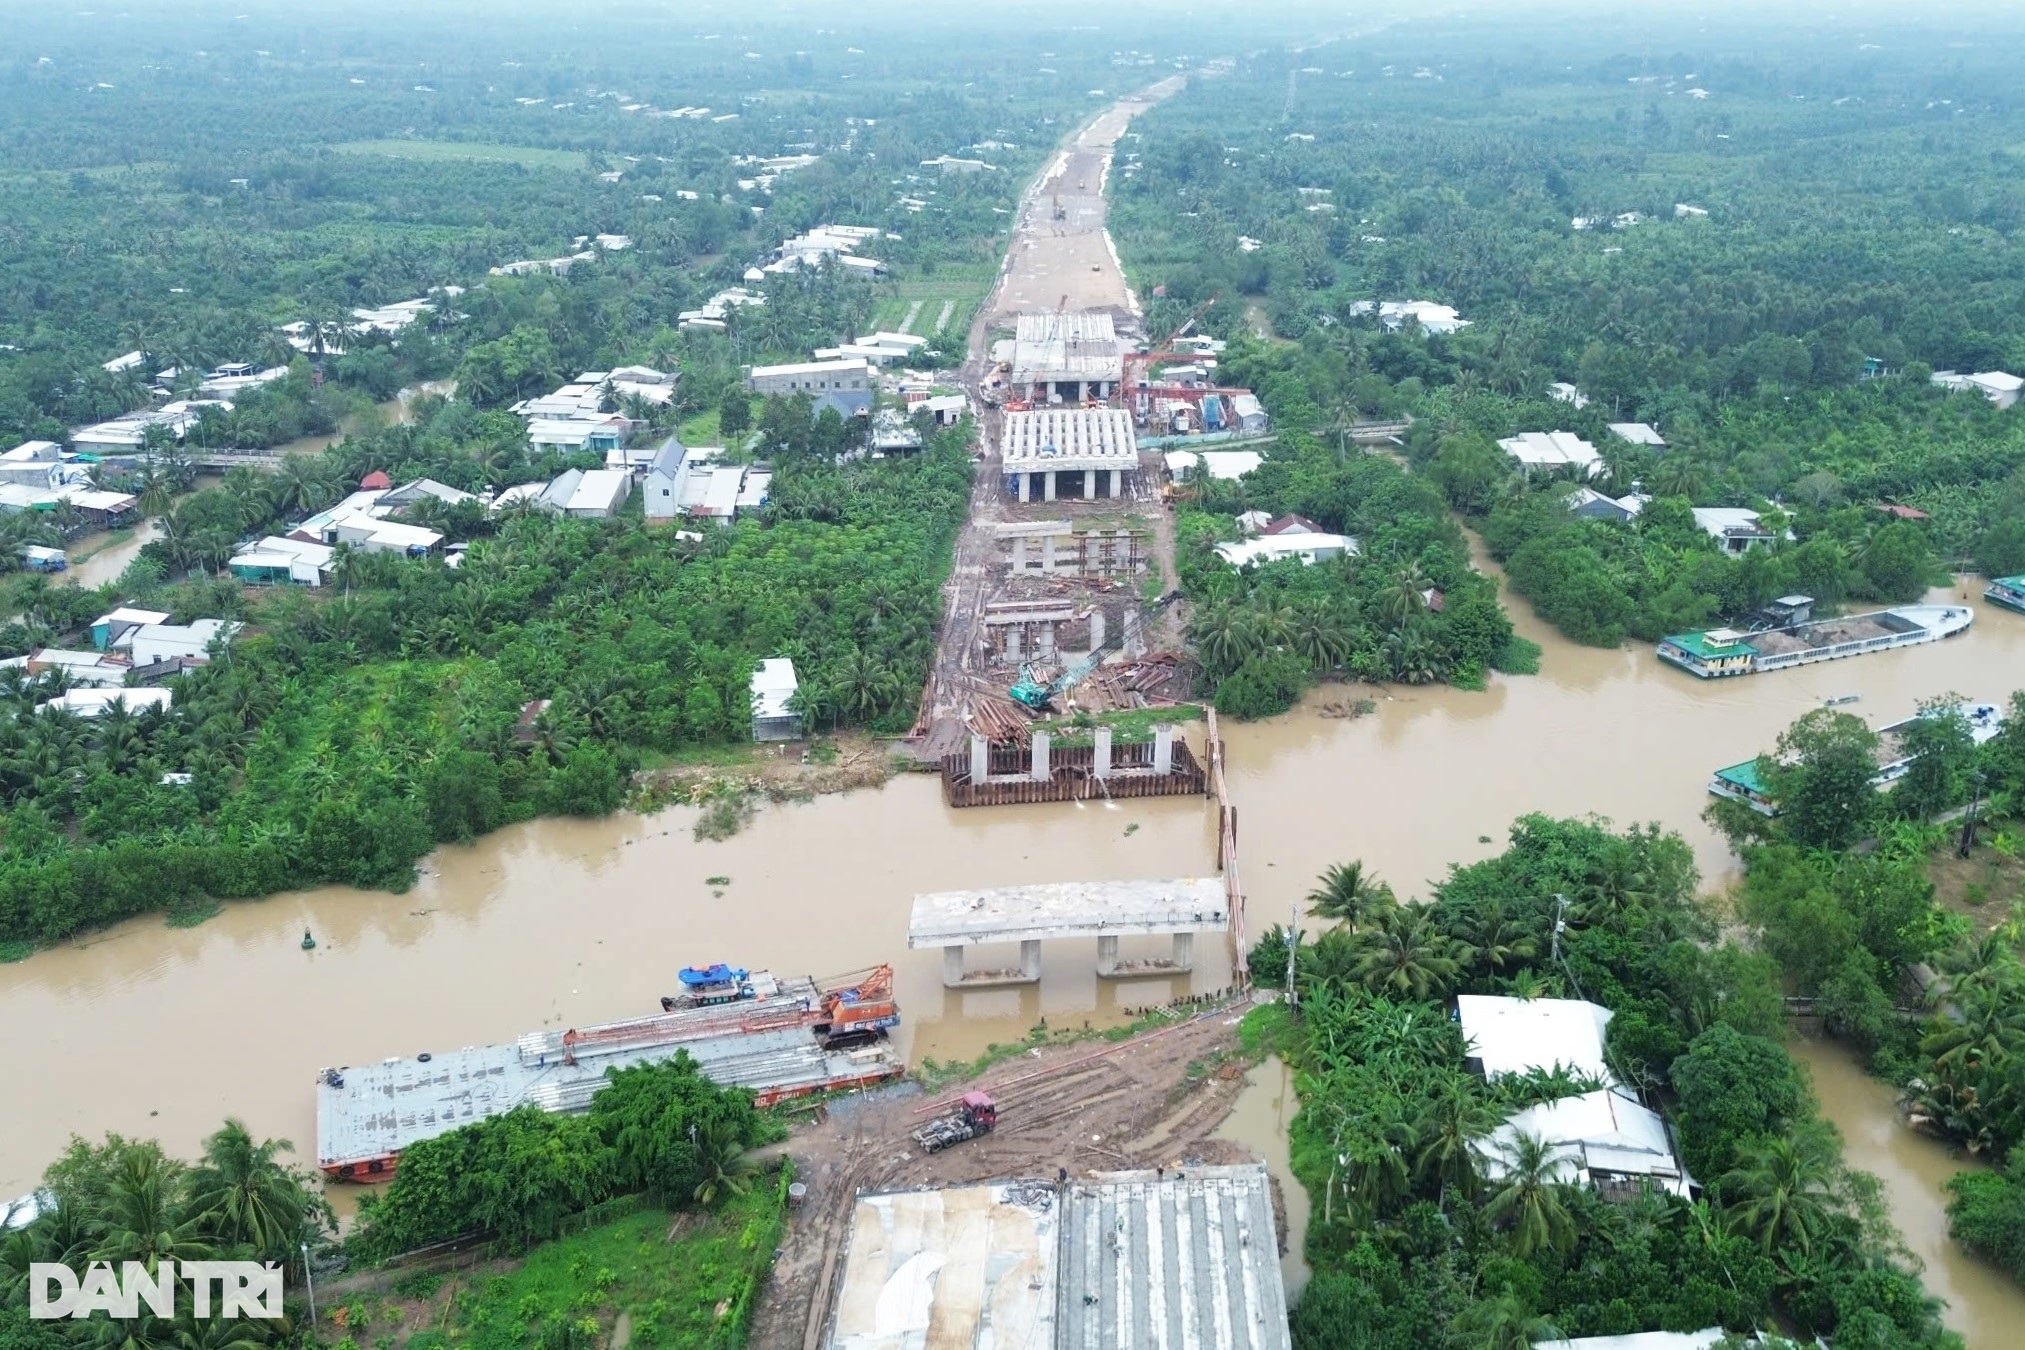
<box><xmin>1008</xmin><ymin>593</ymin><xmax>1181</xmax><ymax>712</ymax></box>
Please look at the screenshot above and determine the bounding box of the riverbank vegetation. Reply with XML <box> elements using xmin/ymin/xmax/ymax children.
<box><xmin>0</xmin><ymin>1120</ymin><xmax>329</xmax><ymax>1349</ymax></box>
<box><xmin>1248</xmin><ymin>814</ymin><xmax>1960</xmax><ymax>1348</ymax></box>
<box><xmin>1174</xmin><ymin>413</ymin><xmax>1526</xmax><ymax>717</ymax></box>
<box><xmin>0</xmin><ymin>1056</ymin><xmax>783</xmax><ymax>1349</ymax></box>
<box><xmin>0</xmin><ymin>413</ymin><xmax>972</xmax><ymax>948</ymax></box>
<box><xmin>1707</xmin><ymin>692</ymin><xmax>2025</xmax><ymax>1290</ymax></box>
<box><xmin>1110</xmin><ymin>19</ymin><xmax>2025</xmax><ymax>648</ymax></box>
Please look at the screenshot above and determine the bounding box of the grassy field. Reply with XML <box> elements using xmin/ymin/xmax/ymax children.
<box><xmin>331</xmin><ymin>139</ymin><xmax>593</xmax><ymax>171</ymax></box>
<box><xmin>865</xmin><ymin>267</ymin><xmax>995</xmax><ymax>336</ymax></box>
<box><xmin>363</xmin><ymin>1186</ymin><xmax>787</xmax><ymax>1350</ymax></box>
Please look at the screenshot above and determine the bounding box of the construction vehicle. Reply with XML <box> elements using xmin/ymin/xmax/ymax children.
<box><xmin>812</xmin><ymin>965</ymin><xmax>901</xmax><ymax>1048</ymax></box>
<box><xmin>912</xmin><ymin>1092</ymin><xmax>998</xmax><ymax>1153</ymax></box>
<box><xmin>1008</xmin><ymin>593</ymin><xmax>1182</xmax><ymax>711</ymax></box>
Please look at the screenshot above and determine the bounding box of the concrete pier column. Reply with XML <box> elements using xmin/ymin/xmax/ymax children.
<box><xmin>943</xmin><ymin>944</ymin><xmax>967</xmax><ymax>987</ymax></box>
<box><xmin>1093</xmin><ymin>727</ymin><xmax>1113</xmax><ymax>779</ymax></box>
<box><xmin>1171</xmin><ymin>932</ymin><xmax>1195</xmax><ymax>972</ymax></box>
<box><xmin>1011</xmin><ymin>535</ymin><xmax>1028</xmax><ymax>572</ymax></box>
<box><xmin>1042</xmin><ymin>533</ymin><xmax>1056</xmax><ymax>572</ymax></box>
<box><xmin>1097</xmin><ymin>934</ymin><xmax>1120</xmax><ymax>975</ymax></box>
<box><xmin>1124</xmin><ymin>606</ymin><xmax>1143</xmax><ymax>658</ymax></box>
<box><xmin>1083</xmin><ymin>469</ymin><xmax>1094</xmax><ymax>498</ymax></box>
<box><xmin>969</xmin><ymin>734</ymin><xmax>990</xmax><ymax>784</ymax></box>
<box><xmin>1153</xmin><ymin>723</ymin><xmax>1175</xmax><ymax>775</ymax></box>
<box><xmin>1109</xmin><ymin>468</ymin><xmax>1122</xmax><ymax>499</ymax></box>
<box><xmin>1088</xmin><ymin>609</ymin><xmax>1106</xmax><ymax>653</ymax></box>
<box><xmin>1005</xmin><ymin>625</ymin><xmax>1023</xmax><ymax>663</ymax></box>
<box><xmin>1039</xmin><ymin>623</ymin><xmax>1057</xmax><ymax>657</ymax></box>
<box><xmin>1020</xmin><ymin>940</ymin><xmax>1042</xmax><ymax>981</ymax></box>
<box><xmin>1019</xmin><ymin>471</ymin><xmax>1032</xmax><ymax>504</ymax></box>
<box><xmin>1030</xmin><ymin>731</ymin><xmax>1051</xmax><ymax>782</ymax></box>
<box><xmin>1044</xmin><ymin>470</ymin><xmax>1057</xmax><ymax>502</ymax></box>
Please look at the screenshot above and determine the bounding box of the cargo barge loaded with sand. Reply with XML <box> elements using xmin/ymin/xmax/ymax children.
<box><xmin>1709</xmin><ymin>699</ymin><xmax>2006</xmax><ymax>816</ymax></box>
<box><xmin>315</xmin><ymin>966</ymin><xmax>902</xmax><ymax>1179</ymax></box>
<box><xmin>1657</xmin><ymin>599</ymin><xmax>1973</xmax><ymax>679</ymax></box>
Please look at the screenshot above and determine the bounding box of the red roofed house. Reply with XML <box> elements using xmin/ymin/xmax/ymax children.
<box><xmin>360</xmin><ymin>470</ymin><xmax>392</xmax><ymax>491</ymax></box>
<box><xmin>1263</xmin><ymin>513</ymin><xmax>1326</xmax><ymax>536</ymax></box>
<box><xmin>1875</xmin><ymin>503</ymin><xmax>1929</xmax><ymax>522</ymax></box>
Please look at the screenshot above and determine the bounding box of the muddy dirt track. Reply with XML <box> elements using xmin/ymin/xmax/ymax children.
<box><xmin>748</xmin><ymin>1000</ymin><xmax>1270</xmax><ymax>1350</ymax></box>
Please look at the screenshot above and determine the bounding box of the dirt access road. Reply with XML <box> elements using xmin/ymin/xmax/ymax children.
<box><xmin>921</xmin><ymin>77</ymin><xmax>1188</xmax><ymax>759</ymax></box>
<box><xmin>748</xmin><ymin>999</ymin><xmax>1271</xmax><ymax>1350</ymax></box>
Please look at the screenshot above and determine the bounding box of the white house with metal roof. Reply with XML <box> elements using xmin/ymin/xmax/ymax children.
<box><xmin>750</xmin><ymin>658</ymin><xmax>801</xmax><ymax>741</ymax></box>
<box><xmin>1499</xmin><ymin>430</ymin><xmax>1601</xmax><ymax>473</ymax></box>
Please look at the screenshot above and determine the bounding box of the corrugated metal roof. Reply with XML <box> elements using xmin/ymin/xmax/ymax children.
<box><xmin>1057</xmin><ymin>1166</ymin><xmax>1292</xmax><ymax>1350</ymax></box>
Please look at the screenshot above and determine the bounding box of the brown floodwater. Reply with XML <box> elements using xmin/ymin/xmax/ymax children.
<box><xmin>1215</xmin><ymin>1054</ymin><xmax>1311</xmax><ymax>1298</ymax></box>
<box><xmin>5</xmin><ymin>543</ymin><xmax>2025</xmax><ymax>1332</ymax></box>
<box><xmin>1790</xmin><ymin>1033</ymin><xmax>2017</xmax><ymax>1346</ymax></box>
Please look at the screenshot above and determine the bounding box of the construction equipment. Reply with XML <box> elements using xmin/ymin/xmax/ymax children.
<box><xmin>813</xmin><ymin>965</ymin><xmax>900</xmax><ymax>1048</ymax></box>
<box><xmin>912</xmin><ymin>1092</ymin><xmax>998</xmax><ymax>1153</ymax></box>
<box><xmin>1009</xmin><ymin>593</ymin><xmax>1181</xmax><ymax>711</ymax></box>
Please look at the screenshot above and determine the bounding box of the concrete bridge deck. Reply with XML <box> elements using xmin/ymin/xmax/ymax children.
<box><xmin>909</xmin><ymin>878</ymin><xmax>1227</xmax><ymax>987</ymax></box>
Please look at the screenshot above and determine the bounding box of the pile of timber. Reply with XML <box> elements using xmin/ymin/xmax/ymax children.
<box><xmin>964</xmin><ymin>692</ymin><xmax>1033</xmax><ymax>744</ymax></box>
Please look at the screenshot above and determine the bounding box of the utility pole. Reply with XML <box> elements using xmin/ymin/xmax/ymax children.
<box><xmin>301</xmin><ymin>1242</ymin><xmax>317</xmax><ymax>1329</ymax></box>
<box><xmin>1550</xmin><ymin>893</ymin><xmax>1568</xmax><ymax>965</ymax></box>
<box><xmin>1286</xmin><ymin>899</ymin><xmax>1300</xmax><ymax>1008</ymax></box>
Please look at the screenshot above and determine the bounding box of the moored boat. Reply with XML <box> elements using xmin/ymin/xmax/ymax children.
<box><xmin>1659</xmin><ymin>603</ymin><xmax>1973</xmax><ymax>679</ymax></box>
<box><xmin>1987</xmin><ymin>575</ymin><xmax>2025</xmax><ymax>616</ymax></box>
<box><xmin>1707</xmin><ymin>700</ymin><xmax>2006</xmax><ymax>816</ymax></box>
<box><xmin>316</xmin><ymin>965</ymin><xmax>903</xmax><ymax>1180</ymax></box>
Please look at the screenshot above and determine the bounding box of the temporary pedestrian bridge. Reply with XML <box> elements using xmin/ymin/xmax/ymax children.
<box><xmin>908</xmin><ymin>878</ymin><xmax>1228</xmax><ymax>987</ymax></box>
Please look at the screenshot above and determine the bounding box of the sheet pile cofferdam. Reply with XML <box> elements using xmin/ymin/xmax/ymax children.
<box><xmin>315</xmin><ymin>966</ymin><xmax>902</xmax><ymax>1179</ymax></box>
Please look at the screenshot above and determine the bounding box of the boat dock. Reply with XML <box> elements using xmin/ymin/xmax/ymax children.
<box><xmin>1659</xmin><ymin>603</ymin><xmax>1973</xmax><ymax>678</ymax></box>
<box><xmin>316</xmin><ymin>970</ymin><xmax>902</xmax><ymax>1178</ymax></box>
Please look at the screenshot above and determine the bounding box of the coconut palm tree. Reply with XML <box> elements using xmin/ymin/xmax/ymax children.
<box><xmin>1718</xmin><ymin>1130</ymin><xmax>1841</xmax><ymax>1255</ymax></box>
<box><xmin>1381</xmin><ymin>562</ymin><xmax>1431</xmax><ymax>627</ymax></box>
<box><xmin>1922</xmin><ymin>981</ymin><xmax>2025</xmax><ymax>1078</ymax></box>
<box><xmin>185</xmin><ymin>1120</ymin><xmax>318</xmax><ymax>1266</ymax></box>
<box><xmin>1415</xmin><ymin>1081</ymin><xmax>1500</xmax><ymax>1204</ymax></box>
<box><xmin>831</xmin><ymin>648</ymin><xmax>898</xmax><ymax>721</ymax></box>
<box><xmin>1483</xmin><ymin>1130</ymin><xmax>1580</xmax><ymax>1258</ymax></box>
<box><xmin>1451</xmin><ymin>1292</ymin><xmax>1562</xmax><ymax>1350</ymax></box>
<box><xmin>1286</xmin><ymin>601</ymin><xmax>1352</xmax><ymax>671</ymax></box>
<box><xmin>690</xmin><ymin>1121</ymin><xmax>759</xmax><ymax>1207</ymax></box>
<box><xmin>1306</xmin><ymin>861</ymin><xmax>1395</xmax><ymax>929</ymax></box>
<box><xmin>1188</xmin><ymin>604</ymin><xmax>1260</xmax><ymax>673</ymax></box>
<box><xmin>1350</xmin><ymin>905</ymin><xmax>1465</xmax><ymax>1000</ymax></box>
<box><xmin>92</xmin><ymin>1150</ymin><xmax>214</xmax><ymax>1274</ymax></box>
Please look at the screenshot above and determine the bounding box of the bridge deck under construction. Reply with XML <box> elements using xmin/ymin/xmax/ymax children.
<box><xmin>940</xmin><ymin>740</ymin><xmax>1206</xmax><ymax>806</ymax></box>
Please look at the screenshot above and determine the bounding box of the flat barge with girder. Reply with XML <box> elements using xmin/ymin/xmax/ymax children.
<box><xmin>315</xmin><ymin>966</ymin><xmax>901</xmax><ymax>1180</ymax></box>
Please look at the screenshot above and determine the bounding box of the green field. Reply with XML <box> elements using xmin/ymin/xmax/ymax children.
<box><xmin>866</xmin><ymin>268</ymin><xmax>995</xmax><ymax>335</ymax></box>
<box><xmin>363</xmin><ymin>1189</ymin><xmax>785</xmax><ymax>1350</ymax></box>
<box><xmin>331</xmin><ymin>139</ymin><xmax>593</xmax><ymax>170</ymax></box>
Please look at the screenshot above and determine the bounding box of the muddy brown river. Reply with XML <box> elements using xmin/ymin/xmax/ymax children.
<box><xmin>7</xmin><ymin>553</ymin><xmax>2025</xmax><ymax>1334</ymax></box>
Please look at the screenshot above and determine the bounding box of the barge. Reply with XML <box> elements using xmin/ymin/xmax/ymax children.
<box><xmin>1658</xmin><ymin>603</ymin><xmax>1973</xmax><ymax>679</ymax></box>
<box><xmin>316</xmin><ymin>966</ymin><xmax>902</xmax><ymax>1180</ymax></box>
<box><xmin>1988</xmin><ymin>576</ymin><xmax>2025</xmax><ymax>616</ymax></box>
<box><xmin>1709</xmin><ymin>700</ymin><xmax>2006</xmax><ymax>816</ymax></box>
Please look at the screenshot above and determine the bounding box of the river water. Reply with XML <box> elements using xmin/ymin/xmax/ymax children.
<box><xmin>6</xmin><ymin>557</ymin><xmax>2025</xmax><ymax>1330</ymax></box>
